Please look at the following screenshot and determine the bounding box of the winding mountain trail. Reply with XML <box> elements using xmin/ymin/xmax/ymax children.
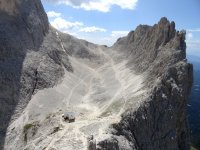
<box><xmin>41</xmin><ymin>47</ymin><xmax>145</xmax><ymax>150</ymax></box>
<box><xmin>44</xmin><ymin>48</ymin><xmax>124</xmax><ymax>150</ymax></box>
<box><xmin>5</xmin><ymin>46</ymin><xmax>145</xmax><ymax>150</ymax></box>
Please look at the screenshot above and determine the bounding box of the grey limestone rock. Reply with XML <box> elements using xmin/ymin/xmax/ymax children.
<box><xmin>87</xmin><ymin>135</ymin><xmax>97</xmax><ymax>150</ymax></box>
<box><xmin>97</xmin><ymin>17</ymin><xmax>193</xmax><ymax>150</ymax></box>
<box><xmin>0</xmin><ymin>0</ymin><xmax>72</xmax><ymax>148</ymax></box>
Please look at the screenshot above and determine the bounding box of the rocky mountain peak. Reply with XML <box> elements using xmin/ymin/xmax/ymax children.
<box><xmin>127</xmin><ymin>17</ymin><xmax>177</xmax><ymax>48</ymax></box>
<box><xmin>113</xmin><ymin>17</ymin><xmax>187</xmax><ymax>75</ymax></box>
<box><xmin>157</xmin><ymin>17</ymin><xmax>176</xmax><ymax>42</ymax></box>
<box><xmin>158</xmin><ymin>17</ymin><xmax>171</xmax><ymax>26</ymax></box>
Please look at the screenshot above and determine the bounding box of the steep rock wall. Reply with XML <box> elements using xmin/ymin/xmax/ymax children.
<box><xmin>0</xmin><ymin>0</ymin><xmax>69</xmax><ymax>148</ymax></box>
<box><xmin>0</xmin><ymin>0</ymin><xmax>100</xmax><ymax>149</ymax></box>
<box><xmin>95</xmin><ymin>18</ymin><xmax>193</xmax><ymax>150</ymax></box>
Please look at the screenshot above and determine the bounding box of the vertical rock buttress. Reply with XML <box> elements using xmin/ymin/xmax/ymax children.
<box><xmin>96</xmin><ymin>17</ymin><xmax>193</xmax><ymax>150</ymax></box>
<box><xmin>0</xmin><ymin>0</ymin><xmax>49</xmax><ymax>148</ymax></box>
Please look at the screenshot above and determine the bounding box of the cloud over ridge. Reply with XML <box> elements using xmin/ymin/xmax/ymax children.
<box><xmin>44</xmin><ymin>0</ymin><xmax>138</xmax><ymax>12</ymax></box>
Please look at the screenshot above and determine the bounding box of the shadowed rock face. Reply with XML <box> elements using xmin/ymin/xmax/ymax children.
<box><xmin>0</xmin><ymin>0</ymin><xmax>68</xmax><ymax>148</ymax></box>
<box><xmin>0</xmin><ymin>0</ymin><xmax>193</xmax><ymax>150</ymax></box>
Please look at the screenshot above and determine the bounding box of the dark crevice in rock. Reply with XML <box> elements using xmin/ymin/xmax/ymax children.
<box><xmin>32</xmin><ymin>69</ymin><xmax>38</xmax><ymax>95</ymax></box>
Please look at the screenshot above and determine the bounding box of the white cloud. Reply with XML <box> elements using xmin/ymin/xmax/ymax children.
<box><xmin>187</xmin><ymin>33</ymin><xmax>193</xmax><ymax>40</ymax></box>
<box><xmin>79</xmin><ymin>26</ymin><xmax>106</xmax><ymax>33</ymax></box>
<box><xmin>187</xmin><ymin>28</ymin><xmax>200</xmax><ymax>32</ymax></box>
<box><xmin>44</xmin><ymin>0</ymin><xmax>138</xmax><ymax>12</ymax></box>
<box><xmin>79</xmin><ymin>30</ymin><xmax>129</xmax><ymax>46</ymax></box>
<box><xmin>48</xmin><ymin>14</ymin><xmax>129</xmax><ymax>46</ymax></box>
<box><xmin>111</xmin><ymin>31</ymin><xmax>129</xmax><ymax>37</ymax></box>
<box><xmin>47</xmin><ymin>11</ymin><xmax>61</xmax><ymax>18</ymax></box>
<box><xmin>62</xmin><ymin>30</ymin><xmax>79</xmax><ymax>37</ymax></box>
<box><xmin>187</xmin><ymin>39</ymin><xmax>200</xmax><ymax>50</ymax></box>
<box><xmin>186</xmin><ymin>39</ymin><xmax>200</xmax><ymax>56</ymax></box>
<box><xmin>186</xmin><ymin>30</ymin><xmax>200</xmax><ymax>56</ymax></box>
<box><xmin>181</xmin><ymin>29</ymin><xmax>200</xmax><ymax>56</ymax></box>
<box><xmin>50</xmin><ymin>17</ymin><xmax>106</xmax><ymax>34</ymax></box>
<box><xmin>50</xmin><ymin>17</ymin><xmax>83</xmax><ymax>31</ymax></box>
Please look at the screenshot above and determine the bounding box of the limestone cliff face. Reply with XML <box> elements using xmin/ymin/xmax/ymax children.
<box><xmin>0</xmin><ymin>1</ymin><xmax>99</xmax><ymax>149</ymax></box>
<box><xmin>96</xmin><ymin>18</ymin><xmax>193</xmax><ymax>150</ymax></box>
<box><xmin>0</xmin><ymin>0</ymin><xmax>193</xmax><ymax>150</ymax></box>
<box><xmin>0</xmin><ymin>0</ymin><xmax>69</xmax><ymax>148</ymax></box>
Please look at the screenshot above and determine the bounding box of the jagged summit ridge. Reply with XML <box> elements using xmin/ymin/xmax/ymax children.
<box><xmin>113</xmin><ymin>17</ymin><xmax>186</xmax><ymax>77</ymax></box>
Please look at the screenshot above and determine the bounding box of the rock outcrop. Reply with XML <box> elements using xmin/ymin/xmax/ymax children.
<box><xmin>0</xmin><ymin>0</ymin><xmax>70</xmax><ymax>148</ymax></box>
<box><xmin>0</xmin><ymin>0</ymin><xmax>193</xmax><ymax>150</ymax></box>
<box><xmin>96</xmin><ymin>17</ymin><xmax>193</xmax><ymax>150</ymax></box>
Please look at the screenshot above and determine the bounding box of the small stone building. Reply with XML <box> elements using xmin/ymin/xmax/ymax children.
<box><xmin>62</xmin><ymin>112</ymin><xmax>75</xmax><ymax>122</ymax></box>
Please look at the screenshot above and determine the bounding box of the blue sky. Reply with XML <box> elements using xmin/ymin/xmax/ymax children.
<box><xmin>41</xmin><ymin>0</ymin><xmax>200</xmax><ymax>56</ymax></box>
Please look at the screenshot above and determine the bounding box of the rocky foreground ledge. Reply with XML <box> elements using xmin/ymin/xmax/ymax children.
<box><xmin>0</xmin><ymin>0</ymin><xmax>193</xmax><ymax>150</ymax></box>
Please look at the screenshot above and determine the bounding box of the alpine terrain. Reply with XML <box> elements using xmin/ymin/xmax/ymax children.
<box><xmin>0</xmin><ymin>0</ymin><xmax>193</xmax><ymax>150</ymax></box>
